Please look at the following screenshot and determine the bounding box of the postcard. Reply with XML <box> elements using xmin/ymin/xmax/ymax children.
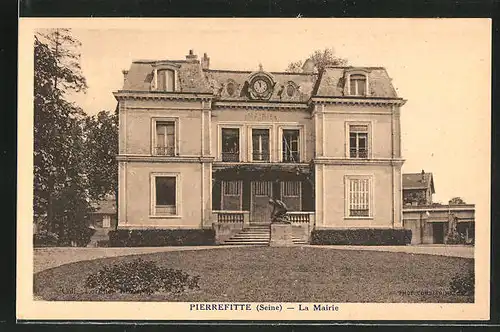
<box><xmin>17</xmin><ymin>17</ymin><xmax>491</xmax><ymax>321</ymax></box>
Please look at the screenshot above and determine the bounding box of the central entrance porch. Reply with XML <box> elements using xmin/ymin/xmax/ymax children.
<box><xmin>212</xmin><ymin>164</ymin><xmax>314</xmax><ymax>224</ymax></box>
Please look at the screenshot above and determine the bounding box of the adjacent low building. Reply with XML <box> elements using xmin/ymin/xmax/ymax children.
<box><xmin>402</xmin><ymin>171</ymin><xmax>475</xmax><ymax>245</ymax></box>
<box><xmin>88</xmin><ymin>196</ymin><xmax>117</xmax><ymax>247</ymax></box>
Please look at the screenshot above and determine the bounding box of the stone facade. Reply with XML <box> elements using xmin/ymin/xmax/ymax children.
<box><xmin>114</xmin><ymin>50</ymin><xmax>406</xmax><ymax>241</ymax></box>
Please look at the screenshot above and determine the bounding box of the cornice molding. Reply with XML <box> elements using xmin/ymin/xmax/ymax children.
<box><xmin>311</xmin><ymin>97</ymin><xmax>406</xmax><ymax>107</ymax></box>
<box><xmin>116</xmin><ymin>155</ymin><xmax>215</xmax><ymax>163</ymax></box>
<box><xmin>114</xmin><ymin>91</ymin><xmax>213</xmax><ymax>102</ymax></box>
<box><xmin>313</xmin><ymin>158</ymin><xmax>405</xmax><ymax>166</ymax></box>
<box><xmin>213</xmin><ymin>101</ymin><xmax>309</xmax><ymax>110</ymax></box>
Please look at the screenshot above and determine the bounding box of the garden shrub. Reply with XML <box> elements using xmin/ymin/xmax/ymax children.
<box><xmin>74</xmin><ymin>226</ymin><xmax>96</xmax><ymax>247</ymax></box>
<box><xmin>33</xmin><ymin>230</ymin><xmax>59</xmax><ymax>247</ymax></box>
<box><xmin>445</xmin><ymin>232</ymin><xmax>466</xmax><ymax>245</ymax></box>
<box><xmin>310</xmin><ymin>228</ymin><xmax>412</xmax><ymax>245</ymax></box>
<box><xmin>449</xmin><ymin>268</ymin><xmax>474</xmax><ymax>296</ymax></box>
<box><xmin>108</xmin><ymin>229</ymin><xmax>216</xmax><ymax>247</ymax></box>
<box><xmin>84</xmin><ymin>258</ymin><xmax>200</xmax><ymax>295</ymax></box>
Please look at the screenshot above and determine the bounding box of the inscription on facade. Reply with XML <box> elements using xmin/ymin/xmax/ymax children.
<box><xmin>244</xmin><ymin>112</ymin><xmax>278</xmax><ymax>122</ymax></box>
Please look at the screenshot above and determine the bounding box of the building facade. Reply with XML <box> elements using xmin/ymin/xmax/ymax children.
<box><xmin>114</xmin><ymin>50</ymin><xmax>406</xmax><ymax>244</ymax></box>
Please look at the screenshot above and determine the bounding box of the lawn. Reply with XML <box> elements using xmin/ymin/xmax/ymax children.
<box><xmin>34</xmin><ymin>247</ymin><xmax>474</xmax><ymax>303</ymax></box>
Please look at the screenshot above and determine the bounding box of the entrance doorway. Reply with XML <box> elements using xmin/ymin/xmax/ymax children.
<box><xmin>432</xmin><ymin>223</ymin><xmax>445</xmax><ymax>244</ymax></box>
<box><xmin>251</xmin><ymin>181</ymin><xmax>273</xmax><ymax>223</ymax></box>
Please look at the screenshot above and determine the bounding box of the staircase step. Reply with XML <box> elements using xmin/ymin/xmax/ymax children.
<box><xmin>224</xmin><ymin>242</ymin><xmax>269</xmax><ymax>244</ymax></box>
<box><xmin>224</xmin><ymin>243</ymin><xmax>269</xmax><ymax>245</ymax></box>
<box><xmin>221</xmin><ymin>224</ymin><xmax>308</xmax><ymax>245</ymax></box>
<box><xmin>233</xmin><ymin>233</ymin><xmax>269</xmax><ymax>236</ymax></box>
<box><xmin>241</xmin><ymin>229</ymin><xmax>270</xmax><ymax>231</ymax></box>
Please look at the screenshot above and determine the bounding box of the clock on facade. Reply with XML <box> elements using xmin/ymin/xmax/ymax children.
<box><xmin>253</xmin><ymin>79</ymin><xmax>269</xmax><ymax>94</ymax></box>
<box><xmin>248</xmin><ymin>75</ymin><xmax>274</xmax><ymax>100</ymax></box>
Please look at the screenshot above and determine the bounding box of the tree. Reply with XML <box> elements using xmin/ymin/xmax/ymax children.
<box><xmin>449</xmin><ymin>197</ymin><xmax>466</xmax><ymax>205</ymax></box>
<box><xmin>83</xmin><ymin>110</ymin><xmax>119</xmax><ymax>202</ymax></box>
<box><xmin>285</xmin><ymin>47</ymin><xmax>348</xmax><ymax>73</ymax></box>
<box><xmin>34</xmin><ymin>28</ymin><xmax>92</xmax><ymax>245</ymax></box>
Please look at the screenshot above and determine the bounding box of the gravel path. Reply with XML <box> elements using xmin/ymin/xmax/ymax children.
<box><xmin>33</xmin><ymin>246</ymin><xmax>244</xmax><ymax>273</ymax></box>
<box><xmin>33</xmin><ymin>244</ymin><xmax>473</xmax><ymax>273</ymax></box>
<box><xmin>310</xmin><ymin>244</ymin><xmax>474</xmax><ymax>259</ymax></box>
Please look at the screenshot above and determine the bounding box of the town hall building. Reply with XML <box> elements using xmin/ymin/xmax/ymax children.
<box><xmin>113</xmin><ymin>50</ymin><xmax>406</xmax><ymax>245</ymax></box>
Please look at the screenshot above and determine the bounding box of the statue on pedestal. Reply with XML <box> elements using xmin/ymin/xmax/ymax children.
<box><xmin>268</xmin><ymin>198</ymin><xmax>290</xmax><ymax>224</ymax></box>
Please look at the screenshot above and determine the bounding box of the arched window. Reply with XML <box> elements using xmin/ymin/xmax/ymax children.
<box><xmin>157</xmin><ymin>69</ymin><xmax>175</xmax><ymax>92</ymax></box>
<box><xmin>349</xmin><ymin>74</ymin><xmax>367</xmax><ymax>96</ymax></box>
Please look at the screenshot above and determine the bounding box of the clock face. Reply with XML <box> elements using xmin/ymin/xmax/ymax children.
<box><xmin>253</xmin><ymin>79</ymin><xmax>269</xmax><ymax>94</ymax></box>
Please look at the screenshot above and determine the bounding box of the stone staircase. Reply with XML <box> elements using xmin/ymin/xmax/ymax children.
<box><xmin>222</xmin><ymin>224</ymin><xmax>307</xmax><ymax>246</ymax></box>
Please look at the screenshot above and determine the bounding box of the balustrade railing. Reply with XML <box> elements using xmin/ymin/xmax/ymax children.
<box><xmin>212</xmin><ymin>210</ymin><xmax>249</xmax><ymax>224</ymax></box>
<box><xmin>287</xmin><ymin>212</ymin><xmax>315</xmax><ymax>225</ymax></box>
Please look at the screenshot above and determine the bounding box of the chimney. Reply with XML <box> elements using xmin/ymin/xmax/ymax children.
<box><xmin>122</xmin><ymin>69</ymin><xmax>129</xmax><ymax>85</ymax></box>
<box><xmin>421</xmin><ymin>169</ymin><xmax>425</xmax><ymax>182</ymax></box>
<box><xmin>186</xmin><ymin>49</ymin><xmax>198</xmax><ymax>62</ymax></box>
<box><xmin>201</xmin><ymin>53</ymin><xmax>210</xmax><ymax>69</ymax></box>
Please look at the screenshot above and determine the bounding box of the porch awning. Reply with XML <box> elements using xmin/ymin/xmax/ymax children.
<box><xmin>213</xmin><ymin>163</ymin><xmax>312</xmax><ymax>174</ymax></box>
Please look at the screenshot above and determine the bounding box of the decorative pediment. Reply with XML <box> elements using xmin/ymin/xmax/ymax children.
<box><xmin>246</xmin><ymin>69</ymin><xmax>276</xmax><ymax>100</ymax></box>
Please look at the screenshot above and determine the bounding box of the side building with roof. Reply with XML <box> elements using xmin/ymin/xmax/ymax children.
<box><xmin>402</xmin><ymin>170</ymin><xmax>475</xmax><ymax>245</ymax></box>
<box><xmin>113</xmin><ymin>50</ymin><xmax>407</xmax><ymax>245</ymax></box>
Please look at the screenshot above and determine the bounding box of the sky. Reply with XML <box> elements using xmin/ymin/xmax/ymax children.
<box><xmin>35</xmin><ymin>18</ymin><xmax>490</xmax><ymax>205</ymax></box>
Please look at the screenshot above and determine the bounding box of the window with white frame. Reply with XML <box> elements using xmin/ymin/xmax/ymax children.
<box><xmin>153</xmin><ymin>176</ymin><xmax>177</xmax><ymax>215</ymax></box>
<box><xmin>222</xmin><ymin>180</ymin><xmax>242</xmax><ymax>196</ymax></box>
<box><xmin>102</xmin><ymin>215</ymin><xmax>111</xmax><ymax>228</ymax></box>
<box><xmin>252</xmin><ymin>128</ymin><xmax>270</xmax><ymax>162</ymax></box>
<box><xmin>155</xmin><ymin>121</ymin><xmax>175</xmax><ymax>156</ymax></box>
<box><xmin>349</xmin><ymin>74</ymin><xmax>367</xmax><ymax>96</ymax></box>
<box><xmin>281</xmin><ymin>181</ymin><xmax>301</xmax><ymax>197</ymax></box>
<box><xmin>349</xmin><ymin>124</ymin><xmax>369</xmax><ymax>158</ymax></box>
<box><xmin>157</xmin><ymin>69</ymin><xmax>175</xmax><ymax>92</ymax></box>
<box><xmin>282</xmin><ymin>129</ymin><xmax>300</xmax><ymax>163</ymax></box>
<box><xmin>346</xmin><ymin>177</ymin><xmax>371</xmax><ymax>217</ymax></box>
<box><xmin>221</xmin><ymin>128</ymin><xmax>240</xmax><ymax>162</ymax></box>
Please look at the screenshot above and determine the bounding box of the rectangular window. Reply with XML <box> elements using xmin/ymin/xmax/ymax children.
<box><xmin>155</xmin><ymin>121</ymin><xmax>175</xmax><ymax>156</ymax></box>
<box><xmin>221</xmin><ymin>128</ymin><xmax>240</xmax><ymax>162</ymax></box>
<box><xmin>222</xmin><ymin>181</ymin><xmax>242</xmax><ymax>196</ymax></box>
<box><xmin>157</xmin><ymin>69</ymin><xmax>175</xmax><ymax>92</ymax></box>
<box><xmin>282</xmin><ymin>129</ymin><xmax>300</xmax><ymax>163</ymax></box>
<box><xmin>347</xmin><ymin>177</ymin><xmax>370</xmax><ymax>217</ymax></box>
<box><xmin>155</xmin><ymin>176</ymin><xmax>177</xmax><ymax>215</ymax></box>
<box><xmin>282</xmin><ymin>181</ymin><xmax>301</xmax><ymax>197</ymax></box>
<box><xmin>349</xmin><ymin>74</ymin><xmax>367</xmax><ymax>96</ymax></box>
<box><xmin>253</xmin><ymin>181</ymin><xmax>272</xmax><ymax>196</ymax></box>
<box><xmin>252</xmin><ymin>129</ymin><xmax>270</xmax><ymax>162</ymax></box>
<box><xmin>349</xmin><ymin>125</ymin><xmax>368</xmax><ymax>158</ymax></box>
<box><xmin>102</xmin><ymin>215</ymin><xmax>111</xmax><ymax>228</ymax></box>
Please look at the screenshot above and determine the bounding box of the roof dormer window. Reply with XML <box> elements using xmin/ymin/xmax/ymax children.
<box><xmin>349</xmin><ymin>74</ymin><xmax>367</xmax><ymax>96</ymax></box>
<box><xmin>157</xmin><ymin>69</ymin><xmax>175</xmax><ymax>92</ymax></box>
<box><xmin>151</xmin><ymin>62</ymin><xmax>179</xmax><ymax>92</ymax></box>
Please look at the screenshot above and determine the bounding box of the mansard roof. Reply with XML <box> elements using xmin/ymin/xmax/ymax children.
<box><xmin>316</xmin><ymin>67</ymin><xmax>399</xmax><ymax>98</ymax></box>
<box><xmin>119</xmin><ymin>58</ymin><xmax>401</xmax><ymax>101</ymax></box>
<box><xmin>204</xmin><ymin>69</ymin><xmax>318</xmax><ymax>103</ymax></box>
<box><xmin>123</xmin><ymin>60</ymin><xmax>212</xmax><ymax>93</ymax></box>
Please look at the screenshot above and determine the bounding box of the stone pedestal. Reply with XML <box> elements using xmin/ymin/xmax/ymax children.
<box><xmin>269</xmin><ymin>223</ymin><xmax>294</xmax><ymax>247</ymax></box>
